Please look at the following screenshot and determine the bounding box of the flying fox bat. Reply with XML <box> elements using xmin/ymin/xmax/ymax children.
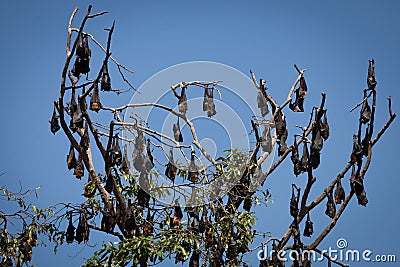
<box><xmin>303</xmin><ymin>212</ymin><xmax>314</xmax><ymax>237</ymax></box>
<box><xmin>299</xmin><ymin>141</ymin><xmax>309</xmax><ymax>173</ymax></box>
<box><xmin>67</xmin><ymin>145</ymin><xmax>77</xmax><ymax>170</ymax></box>
<box><xmin>73</xmin><ymin>155</ymin><xmax>84</xmax><ymax>179</ymax></box>
<box><xmin>50</xmin><ymin>106</ymin><xmax>60</xmax><ymax>134</ymax></box>
<box><xmin>75</xmin><ymin>212</ymin><xmax>89</xmax><ymax>243</ymax></box>
<box><xmin>120</xmin><ymin>145</ymin><xmax>130</xmax><ymax>174</ymax></box>
<box><xmin>261</xmin><ymin>125</ymin><xmax>273</xmax><ymax>153</ymax></box>
<box><xmin>89</xmin><ymin>82</ymin><xmax>101</xmax><ymax>112</ymax></box>
<box><xmin>188</xmin><ymin>151</ymin><xmax>199</xmax><ymax>183</ymax></box>
<box><xmin>334</xmin><ymin>179</ymin><xmax>345</xmax><ymax>204</ymax></box>
<box><xmin>325</xmin><ymin>190</ymin><xmax>336</xmax><ymax>219</ymax></box>
<box><xmin>257</xmin><ymin>91</ymin><xmax>269</xmax><ymax>117</ymax></box>
<box><xmin>100</xmin><ymin>64</ymin><xmax>111</xmax><ymax>91</ymax></box>
<box><xmin>367</xmin><ymin>59</ymin><xmax>377</xmax><ymax>90</ymax></box>
<box><xmin>360</xmin><ymin>91</ymin><xmax>371</xmax><ymax>124</ymax></box>
<box><xmin>320</xmin><ymin>109</ymin><xmax>330</xmax><ymax>140</ymax></box>
<box><xmin>65</xmin><ymin>212</ymin><xmax>75</xmax><ymax>244</ymax></box>
<box><xmin>101</xmin><ymin>203</ymin><xmax>116</xmax><ymax>233</ymax></box>
<box><xmin>203</xmin><ymin>87</ymin><xmax>217</xmax><ymax>117</ymax></box>
<box><xmin>178</xmin><ymin>87</ymin><xmax>188</xmax><ymax>113</ymax></box>
<box><xmin>289</xmin><ymin>76</ymin><xmax>307</xmax><ymax>112</ymax></box>
<box><xmin>278</xmin><ymin>129</ymin><xmax>288</xmax><ymax>156</ymax></box>
<box><xmin>290</xmin><ymin>184</ymin><xmax>300</xmax><ymax>218</ymax></box>
<box><xmin>173</xmin><ymin>118</ymin><xmax>183</xmax><ymax>142</ymax></box>
<box><xmin>165</xmin><ymin>149</ymin><xmax>177</xmax><ymax>181</ymax></box>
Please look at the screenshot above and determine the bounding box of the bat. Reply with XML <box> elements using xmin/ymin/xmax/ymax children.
<box><xmin>278</xmin><ymin>128</ymin><xmax>288</xmax><ymax>156</ymax></box>
<box><xmin>73</xmin><ymin>154</ymin><xmax>84</xmax><ymax>179</ymax></box>
<box><xmin>101</xmin><ymin>64</ymin><xmax>111</xmax><ymax>91</ymax></box>
<box><xmin>68</xmin><ymin>89</ymin><xmax>77</xmax><ymax>116</ymax></box>
<box><xmin>80</xmin><ymin>123</ymin><xmax>90</xmax><ymax>150</ymax></box>
<box><xmin>135</xmin><ymin>130</ymin><xmax>146</xmax><ymax>151</ymax></box>
<box><xmin>205</xmin><ymin>88</ymin><xmax>217</xmax><ymax>117</ymax></box>
<box><xmin>350</xmin><ymin>165</ymin><xmax>368</xmax><ymax>206</ymax></box>
<box><xmin>178</xmin><ymin>87</ymin><xmax>188</xmax><ymax>113</ymax></box>
<box><xmin>200</xmin><ymin>207</ymin><xmax>211</xmax><ymax>234</ymax></box>
<box><xmin>105</xmin><ymin>173</ymin><xmax>114</xmax><ymax>193</ymax></box>
<box><xmin>125</xmin><ymin>199</ymin><xmax>137</xmax><ymax>237</ymax></box>
<box><xmin>120</xmin><ymin>145</ymin><xmax>130</xmax><ymax>174</ymax></box>
<box><xmin>203</xmin><ymin>87</ymin><xmax>216</xmax><ymax>117</ymax></box>
<box><xmin>361</xmin><ymin>126</ymin><xmax>371</xmax><ymax>156</ymax></box>
<box><xmin>172</xmin><ymin>200</ymin><xmax>183</xmax><ymax>228</ymax></box>
<box><xmin>309</xmin><ymin>149</ymin><xmax>320</xmax><ymax>169</ymax></box>
<box><xmin>367</xmin><ymin>59</ymin><xmax>377</xmax><ymax>90</ymax></box>
<box><xmin>290</xmin><ymin>184</ymin><xmax>299</xmax><ymax>218</ymax></box>
<box><xmin>144</xmin><ymin>139</ymin><xmax>154</xmax><ymax>171</ymax></box>
<box><xmin>350</xmin><ymin>134</ymin><xmax>363</xmax><ymax>166</ymax></box>
<box><xmin>109</xmin><ymin>136</ymin><xmax>122</xmax><ymax>166</ymax></box>
<box><xmin>50</xmin><ymin>106</ymin><xmax>60</xmax><ymax>134</ymax></box>
<box><xmin>132</xmin><ymin>151</ymin><xmax>145</xmax><ymax>172</ymax></box>
<box><xmin>311</xmin><ymin>125</ymin><xmax>323</xmax><ymax>152</ymax></box>
<box><xmin>325</xmin><ymin>189</ymin><xmax>336</xmax><ymax>218</ymax></box>
<box><xmin>310</xmin><ymin>116</ymin><xmax>324</xmax><ymax>169</ymax></box>
<box><xmin>75</xmin><ymin>212</ymin><xmax>89</xmax><ymax>243</ymax></box>
<box><xmin>334</xmin><ymin>179</ymin><xmax>345</xmax><ymax>204</ymax></box>
<box><xmin>165</xmin><ymin>149</ymin><xmax>177</xmax><ymax>181</ymax></box>
<box><xmin>67</xmin><ymin>145</ymin><xmax>77</xmax><ymax>170</ymax></box>
<box><xmin>257</xmin><ymin>91</ymin><xmax>269</xmax><ymax>117</ymax></box>
<box><xmin>101</xmin><ymin>204</ymin><xmax>116</xmax><ymax>233</ymax></box>
<box><xmin>89</xmin><ymin>82</ymin><xmax>101</xmax><ymax>112</ymax></box>
<box><xmin>188</xmin><ymin>151</ymin><xmax>199</xmax><ymax>183</ymax></box>
<box><xmin>360</xmin><ymin>91</ymin><xmax>371</xmax><ymax>124</ymax></box>
<box><xmin>69</xmin><ymin>98</ymin><xmax>84</xmax><ymax>132</ymax></box>
<box><xmin>138</xmin><ymin>172</ymin><xmax>150</xmax><ymax>207</ymax></box>
<box><xmin>65</xmin><ymin>212</ymin><xmax>75</xmax><ymax>244</ymax></box>
<box><xmin>261</xmin><ymin>125</ymin><xmax>273</xmax><ymax>153</ymax></box>
<box><xmin>72</xmin><ymin>33</ymin><xmax>91</xmax><ymax>77</ymax></box>
<box><xmin>203</xmin><ymin>87</ymin><xmax>209</xmax><ymax>112</ymax></box>
<box><xmin>299</xmin><ymin>141</ymin><xmax>309</xmax><ymax>173</ymax></box>
<box><xmin>303</xmin><ymin>212</ymin><xmax>314</xmax><ymax>237</ymax></box>
<box><xmin>320</xmin><ymin>109</ymin><xmax>330</xmax><ymax>140</ymax></box>
<box><xmin>173</xmin><ymin>118</ymin><xmax>183</xmax><ymax>142</ymax></box>
<box><xmin>274</xmin><ymin>110</ymin><xmax>286</xmax><ymax>137</ymax></box>
<box><xmin>243</xmin><ymin>195</ymin><xmax>252</xmax><ymax>212</ymax></box>
<box><xmin>138</xmin><ymin>188</ymin><xmax>150</xmax><ymax>207</ymax></box>
<box><xmin>289</xmin><ymin>76</ymin><xmax>307</xmax><ymax>112</ymax></box>
<box><xmin>291</xmin><ymin>137</ymin><xmax>301</xmax><ymax>176</ymax></box>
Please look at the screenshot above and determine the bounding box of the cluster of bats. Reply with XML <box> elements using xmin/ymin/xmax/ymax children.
<box><xmin>177</xmin><ymin>85</ymin><xmax>217</xmax><ymax>118</ymax></box>
<box><xmin>65</xmin><ymin>211</ymin><xmax>90</xmax><ymax>244</ymax></box>
<box><xmin>50</xmin><ymin>31</ymin><xmax>112</xmax><ymax>134</ymax></box>
<box><xmin>260</xmin><ymin>60</ymin><xmax>377</xmax><ymax>267</ymax></box>
<box><xmin>52</xmin><ymin>26</ymin><xmax>381</xmax><ymax>266</ymax></box>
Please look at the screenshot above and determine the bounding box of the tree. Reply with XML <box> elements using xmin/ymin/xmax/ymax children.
<box><xmin>45</xmin><ymin>5</ymin><xmax>396</xmax><ymax>267</ymax></box>
<box><xmin>0</xmin><ymin>177</ymin><xmax>65</xmax><ymax>267</ymax></box>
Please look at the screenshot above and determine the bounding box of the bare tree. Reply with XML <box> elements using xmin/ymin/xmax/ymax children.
<box><xmin>47</xmin><ymin>5</ymin><xmax>396</xmax><ymax>267</ymax></box>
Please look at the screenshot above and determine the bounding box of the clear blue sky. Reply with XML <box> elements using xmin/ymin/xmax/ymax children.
<box><xmin>0</xmin><ymin>1</ymin><xmax>399</xmax><ymax>266</ymax></box>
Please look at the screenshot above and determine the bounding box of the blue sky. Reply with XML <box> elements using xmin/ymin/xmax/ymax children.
<box><xmin>0</xmin><ymin>1</ymin><xmax>399</xmax><ymax>266</ymax></box>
